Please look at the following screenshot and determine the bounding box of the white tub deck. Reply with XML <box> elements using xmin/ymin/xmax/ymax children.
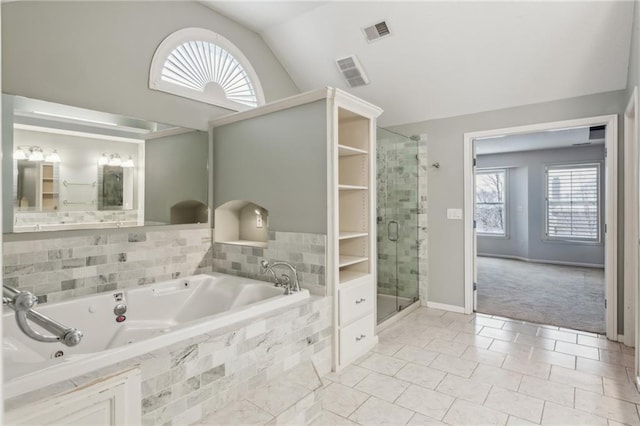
<box><xmin>3</xmin><ymin>273</ymin><xmax>309</xmax><ymax>398</ymax></box>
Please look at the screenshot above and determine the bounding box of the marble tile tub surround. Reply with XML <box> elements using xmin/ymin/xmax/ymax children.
<box><xmin>3</xmin><ymin>227</ymin><xmax>213</xmax><ymax>304</ymax></box>
<box><xmin>6</xmin><ymin>296</ymin><xmax>332</xmax><ymax>426</ymax></box>
<box><xmin>213</xmin><ymin>231</ymin><xmax>327</xmax><ymax>296</ymax></box>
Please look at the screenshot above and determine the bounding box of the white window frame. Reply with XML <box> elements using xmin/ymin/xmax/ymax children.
<box><xmin>544</xmin><ymin>162</ymin><xmax>601</xmax><ymax>244</ymax></box>
<box><xmin>475</xmin><ymin>168</ymin><xmax>508</xmax><ymax>238</ymax></box>
<box><xmin>149</xmin><ymin>28</ymin><xmax>265</xmax><ymax>111</ymax></box>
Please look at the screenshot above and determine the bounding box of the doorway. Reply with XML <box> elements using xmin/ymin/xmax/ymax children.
<box><xmin>463</xmin><ymin>115</ymin><xmax>618</xmax><ymax>339</ymax></box>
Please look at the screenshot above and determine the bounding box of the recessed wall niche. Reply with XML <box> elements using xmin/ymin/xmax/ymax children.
<box><xmin>214</xmin><ymin>200</ymin><xmax>268</xmax><ymax>247</ymax></box>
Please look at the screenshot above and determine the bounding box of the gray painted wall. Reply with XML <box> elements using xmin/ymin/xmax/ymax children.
<box><xmin>477</xmin><ymin>146</ymin><xmax>605</xmax><ymax>267</ymax></box>
<box><xmin>1</xmin><ymin>1</ymin><xmax>299</xmax><ymax>132</ymax></box>
<box><xmin>213</xmin><ymin>100</ymin><xmax>328</xmax><ymax>234</ymax></box>
<box><xmin>392</xmin><ymin>90</ymin><xmax>626</xmax><ymax>313</ymax></box>
<box><xmin>145</xmin><ymin>131</ymin><xmax>209</xmax><ymax>224</ymax></box>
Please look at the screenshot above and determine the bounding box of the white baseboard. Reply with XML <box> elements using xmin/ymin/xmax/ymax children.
<box><xmin>617</xmin><ymin>334</ymin><xmax>625</xmax><ymax>343</ymax></box>
<box><xmin>426</xmin><ymin>301</ymin><xmax>466</xmax><ymax>314</ymax></box>
<box><xmin>477</xmin><ymin>253</ymin><xmax>604</xmax><ymax>269</ymax></box>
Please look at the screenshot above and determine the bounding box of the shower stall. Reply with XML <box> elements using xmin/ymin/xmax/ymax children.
<box><xmin>376</xmin><ymin>128</ymin><xmax>420</xmax><ymax>323</ymax></box>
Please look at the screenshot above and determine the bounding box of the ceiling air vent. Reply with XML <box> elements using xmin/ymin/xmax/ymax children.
<box><xmin>363</xmin><ymin>21</ymin><xmax>391</xmax><ymax>42</ymax></box>
<box><xmin>335</xmin><ymin>55</ymin><xmax>370</xmax><ymax>88</ymax></box>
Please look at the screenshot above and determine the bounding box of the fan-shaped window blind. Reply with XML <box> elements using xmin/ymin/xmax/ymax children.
<box><xmin>150</xmin><ymin>28</ymin><xmax>265</xmax><ymax>111</ymax></box>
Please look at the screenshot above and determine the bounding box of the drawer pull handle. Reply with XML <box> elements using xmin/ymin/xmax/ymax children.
<box><xmin>355</xmin><ymin>334</ymin><xmax>366</xmax><ymax>341</ymax></box>
<box><xmin>355</xmin><ymin>298</ymin><xmax>366</xmax><ymax>304</ymax></box>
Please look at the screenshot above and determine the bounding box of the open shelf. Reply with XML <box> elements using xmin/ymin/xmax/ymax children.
<box><xmin>339</xmin><ymin>231</ymin><xmax>368</xmax><ymax>240</ymax></box>
<box><xmin>339</xmin><ymin>255</ymin><xmax>368</xmax><ymax>268</ymax></box>
<box><xmin>338</xmin><ymin>144</ymin><xmax>367</xmax><ymax>157</ymax></box>
<box><xmin>339</xmin><ymin>270</ymin><xmax>369</xmax><ymax>284</ymax></box>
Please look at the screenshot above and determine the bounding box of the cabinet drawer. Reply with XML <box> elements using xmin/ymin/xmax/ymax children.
<box><xmin>339</xmin><ymin>276</ymin><xmax>373</xmax><ymax>325</ymax></box>
<box><xmin>339</xmin><ymin>314</ymin><xmax>374</xmax><ymax>366</ymax></box>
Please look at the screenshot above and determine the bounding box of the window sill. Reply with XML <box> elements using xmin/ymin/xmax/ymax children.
<box><xmin>543</xmin><ymin>238</ymin><xmax>602</xmax><ymax>246</ymax></box>
<box><xmin>478</xmin><ymin>233</ymin><xmax>509</xmax><ymax>240</ymax></box>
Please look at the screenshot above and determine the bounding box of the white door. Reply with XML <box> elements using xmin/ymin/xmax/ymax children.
<box><xmin>473</xmin><ymin>146</ymin><xmax>478</xmax><ymax>311</ymax></box>
<box><xmin>624</xmin><ymin>88</ymin><xmax>638</xmax><ymax>351</ymax></box>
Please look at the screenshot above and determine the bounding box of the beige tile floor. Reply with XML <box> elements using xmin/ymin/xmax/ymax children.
<box><xmin>315</xmin><ymin>307</ymin><xmax>640</xmax><ymax>426</ymax></box>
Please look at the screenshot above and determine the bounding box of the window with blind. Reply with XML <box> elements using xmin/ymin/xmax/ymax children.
<box><xmin>546</xmin><ymin>163</ymin><xmax>600</xmax><ymax>242</ymax></box>
<box><xmin>475</xmin><ymin>169</ymin><xmax>507</xmax><ymax>236</ymax></box>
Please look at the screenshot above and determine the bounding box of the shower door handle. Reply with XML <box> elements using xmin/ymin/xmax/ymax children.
<box><xmin>388</xmin><ymin>221</ymin><xmax>399</xmax><ymax>242</ymax></box>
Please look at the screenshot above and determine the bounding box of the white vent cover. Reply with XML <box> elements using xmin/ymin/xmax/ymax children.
<box><xmin>335</xmin><ymin>55</ymin><xmax>370</xmax><ymax>88</ymax></box>
<box><xmin>363</xmin><ymin>21</ymin><xmax>391</xmax><ymax>42</ymax></box>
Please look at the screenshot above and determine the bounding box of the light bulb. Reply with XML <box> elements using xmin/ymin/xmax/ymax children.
<box><xmin>108</xmin><ymin>153</ymin><xmax>122</xmax><ymax>166</ymax></box>
<box><xmin>45</xmin><ymin>150</ymin><xmax>61</xmax><ymax>163</ymax></box>
<box><xmin>121</xmin><ymin>156</ymin><xmax>134</xmax><ymax>168</ymax></box>
<box><xmin>28</xmin><ymin>147</ymin><xmax>44</xmax><ymax>162</ymax></box>
<box><xmin>98</xmin><ymin>153</ymin><xmax>109</xmax><ymax>166</ymax></box>
<box><xmin>13</xmin><ymin>147</ymin><xmax>27</xmax><ymax>160</ymax></box>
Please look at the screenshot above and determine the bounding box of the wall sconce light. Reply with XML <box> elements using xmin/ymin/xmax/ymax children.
<box><xmin>45</xmin><ymin>150</ymin><xmax>61</xmax><ymax>163</ymax></box>
<box><xmin>98</xmin><ymin>153</ymin><xmax>134</xmax><ymax>168</ymax></box>
<box><xmin>14</xmin><ymin>146</ymin><xmax>59</xmax><ymax>162</ymax></box>
<box><xmin>27</xmin><ymin>147</ymin><xmax>44</xmax><ymax>162</ymax></box>
<box><xmin>254</xmin><ymin>207</ymin><xmax>266</xmax><ymax>228</ymax></box>
<box><xmin>108</xmin><ymin>153</ymin><xmax>122</xmax><ymax>167</ymax></box>
<box><xmin>13</xmin><ymin>147</ymin><xmax>28</xmax><ymax>160</ymax></box>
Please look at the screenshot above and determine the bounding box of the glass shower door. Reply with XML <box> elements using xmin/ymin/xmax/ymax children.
<box><xmin>376</xmin><ymin>128</ymin><xmax>419</xmax><ymax>324</ymax></box>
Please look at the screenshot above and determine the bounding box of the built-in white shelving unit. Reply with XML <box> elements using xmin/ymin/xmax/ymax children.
<box><xmin>331</xmin><ymin>94</ymin><xmax>381</xmax><ymax>369</ymax></box>
<box><xmin>210</xmin><ymin>87</ymin><xmax>382</xmax><ymax>372</ymax></box>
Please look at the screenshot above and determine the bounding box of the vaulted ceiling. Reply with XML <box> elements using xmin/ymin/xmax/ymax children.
<box><xmin>204</xmin><ymin>1</ymin><xmax>635</xmax><ymax>127</ymax></box>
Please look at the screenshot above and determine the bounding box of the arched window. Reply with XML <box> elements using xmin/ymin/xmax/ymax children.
<box><xmin>149</xmin><ymin>28</ymin><xmax>264</xmax><ymax>111</ymax></box>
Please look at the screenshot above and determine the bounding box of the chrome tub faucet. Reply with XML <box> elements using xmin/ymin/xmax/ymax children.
<box><xmin>260</xmin><ymin>260</ymin><xmax>301</xmax><ymax>295</ymax></box>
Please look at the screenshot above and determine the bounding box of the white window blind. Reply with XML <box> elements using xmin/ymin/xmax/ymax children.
<box><xmin>546</xmin><ymin>164</ymin><xmax>600</xmax><ymax>241</ymax></box>
<box><xmin>149</xmin><ymin>28</ymin><xmax>264</xmax><ymax>112</ymax></box>
<box><xmin>161</xmin><ymin>41</ymin><xmax>258</xmax><ymax>108</ymax></box>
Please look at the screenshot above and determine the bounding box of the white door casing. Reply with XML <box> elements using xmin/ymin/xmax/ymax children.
<box><xmin>624</xmin><ymin>87</ymin><xmax>638</xmax><ymax>350</ymax></box>
<box><xmin>463</xmin><ymin>115</ymin><xmax>618</xmax><ymax>340</ymax></box>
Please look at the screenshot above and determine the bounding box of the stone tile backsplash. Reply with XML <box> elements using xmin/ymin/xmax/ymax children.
<box><xmin>3</xmin><ymin>227</ymin><xmax>212</xmax><ymax>303</ymax></box>
<box><xmin>213</xmin><ymin>231</ymin><xmax>327</xmax><ymax>296</ymax></box>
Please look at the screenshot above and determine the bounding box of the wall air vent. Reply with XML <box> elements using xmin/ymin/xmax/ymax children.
<box><xmin>335</xmin><ymin>55</ymin><xmax>370</xmax><ymax>88</ymax></box>
<box><xmin>363</xmin><ymin>21</ymin><xmax>391</xmax><ymax>42</ymax></box>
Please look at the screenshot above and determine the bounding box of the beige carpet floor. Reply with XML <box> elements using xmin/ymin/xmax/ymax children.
<box><xmin>476</xmin><ymin>256</ymin><xmax>605</xmax><ymax>333</ymax></box>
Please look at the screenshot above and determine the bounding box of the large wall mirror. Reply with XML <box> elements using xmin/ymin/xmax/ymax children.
<box><xmin>4</xmin><ymin>95</ymin><xmax>209</xmax><ymax>233</ymax></box>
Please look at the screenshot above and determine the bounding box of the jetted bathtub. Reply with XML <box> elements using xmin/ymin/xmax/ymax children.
<box><xmin>3</xmin><ymin>272</ymin><xmax>309</xmax><ymax>398</ymax></box>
